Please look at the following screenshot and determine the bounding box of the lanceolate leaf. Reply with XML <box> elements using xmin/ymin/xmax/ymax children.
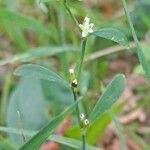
<box><xmin>91</xmin><ymin>28</ymin><xmax>129</xmax><ymax>48</ymax></box>
<box><xmin>89</xmin><ymin>74</ymin><xmax>126</xmax><ymax>122</ymax></box>
<box><xmin>0</xmin><ymin>127</ymin><xmax>100</xmax><ymax>150</ymax></box>
<box><xmin>0</xmin><ymin>45</ymin><xmax>77</xmax><ymax>66</ymax></box>
<box><xmin>14</xmin><ymin>64</ymin><xmax>66</xmax><ymax>84</ymax></box>
<box><xmin>19</xmin><ymin>100</ymin><xmax>80</xmax><ymax>150</ymax></box>
<box><xmin>50</xmin><ymin>135</ymin><xmax>100</xmax><ymax>150</ymax></box>
<box><xmin>0</xmin><ymin>8</ymin><xmax>50</xmax><ymax>35</ymax></box>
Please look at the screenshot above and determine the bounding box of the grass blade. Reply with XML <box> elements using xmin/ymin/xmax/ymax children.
<box><xmin>0</xmin><ymin>8</ymin><xmax>50</xmax><ymax>35</ymax></box>
<box><xmin>121</xmin><ymin>0</ymin><xmax>150</xmax><ymax>81</ymax></box>
<box><xmin>0</xmin><ymin>126</ymin><xmax>100</xmax><ymax>150</ymax></box>
<box><xmin>19</xmin><ymin>100</ymin><xmax>80</xmax><ymax>150</ymax></box>
<box><xmin>0</xmin><ymin>45</ymin><xmax>77</xmax><ymax>66</ymax></box>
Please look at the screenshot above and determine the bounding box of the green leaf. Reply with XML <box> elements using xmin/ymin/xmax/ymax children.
<box><xmin>0</xmin><ymin>20</ymin><xmax>26</xmax><ymax>51</ymax></box>
<box><xmin>89</xmin><ymin>74</ymin><xmax>126</xmax><ymax>122</ymax></box>
<box><xmin>14</xmin><ymin>64</ymin><xmax>66</xmax><ymax>84</ymax></box>
<box><xmin>19</xmin><ymin>100</ymin><xmax>81</xmax><ymax>150</ymax></box>
<box><xmin>50</xmin><ymin>135</ymin><xmax>100</xmax><ymax>150</ymax></box>
<box><xmin>0</xmin><ymin>127</ymin><xmax>100</xmax><ymax>150</ymax></box>
<box><xmin>6</xmin><ymin>78</ymin><xmax>51</xmax><ymax>147</ymax></box>
<box><xmin>91</xmin><ymin>28</ymin><xmax>129</xmax><ymax>48</ymax></box>
<box><xmin>0</xmin><ymin>8</ymin><xmax>50</xmax><ymax>35</ymax></box>
<box><xmin>65</xmin><ymin>103</ymin><xmax>123</xmax><ymax>144</ymax></box>
<box><xmin>0</xmin><ymin>45</ymin><xmax>77</xmax><ymax>66</ymax></box>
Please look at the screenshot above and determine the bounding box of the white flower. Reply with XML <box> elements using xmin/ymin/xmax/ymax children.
<box><xmin>79</xmin><ymin>17</ymin><xmax>94</xmax><ymax>38</ymax></box>
<box><xmin>69</xmin><ymin>68</ymin><xmax>74</xmax><ymax>74</ymax></box>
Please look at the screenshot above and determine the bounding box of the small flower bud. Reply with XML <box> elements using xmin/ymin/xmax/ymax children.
<box><xmin>69</xmin><ymin>68</ymin><xmax>78</xmax><ymax>88</ymax></box>
<box><xmin>71</xmin><ymin>79</ymin><xmax>78</xmax><ymax>87</ymax></box>
<box><xmin>84</xmin><ymin>119</ymin><xmax>89</xmax><ymax>126</ymax></box>
<box><xmin>80</xmin><ymin>113</ymin><xmax>85</xmax><ymax>120</ymax></box>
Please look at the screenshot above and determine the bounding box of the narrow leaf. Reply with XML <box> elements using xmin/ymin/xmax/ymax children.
<box><xmin>0</xmin><ymin>8</ymin><xmax>50</xmax><ymax>35</ymax></box>
<box><xmin>19</xmin><ymin>100</ymin><xmax>80</xmax><ymax>150</ymax></box>
<box><xmin>89</xmin><ymin>74</ymin><xmax>126</xmax><ymax>122</ymax></box>
<box><xmin>0</xmin><ymin>127</ymin><xmax>100</xmax><ymax>150</ymax></box>
<box><xmin>0</xmin><ymin>45</ymin><xmax>77</xmax><ymax>66</ymax></box>
<box><xmin>14</xmin><ymin>64</ymin><xmax>66</xmax><ymax>84</ymax></box>
<box><xmin>121</xmin><ymin>0</ymin><xmax>150</xmax><ymax>81</ymax></box>
<box><xmin>91</xmin><ymin>28</ymin><xmax>129</xmax><ymax>48</ymax></box>
<box><xmin>50</xmin><ymin>135</ymin><xmax>100</xmax><ymax>150</ymax></box>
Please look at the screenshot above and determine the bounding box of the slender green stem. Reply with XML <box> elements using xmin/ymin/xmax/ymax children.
<box><xmin>71</xmin><ymin>88</ymin><xmax>87</xmax><ymax>150</ymax></box>
<box><xmin>71</xmin><ymin>87</ymin><xmax>81</xmax><ymax>127</ymax></box>
<box><xmin>63</xmin><ymin>2</ymin><xmax>87</xmax><ymax>149</ymax></box>
<box><xmin>77</xmin><ymin>38</ymin><xmax>87</xmax><ymax>78</ymax></box>
<box><xmin>121</xmin><ymin>0</ymin><xmax>150</xmax><ymax>80</ymax></box>
<box><xmin>63</xmin><ymin>3</ymin><xmax>80</xmax><ymax>31</ymax></box>
<box><xmin>121</xmin><ymin>0</ymin><xmax>139</xmax><ymax>45</ymax></box>
<box><xmin>82</xmin><ymin>134</ymin><xmax>86</xmax><ymax>150</ymax></box>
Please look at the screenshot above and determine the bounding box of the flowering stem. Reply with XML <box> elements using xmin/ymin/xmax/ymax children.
<box><xmin>64</xmin><ymin>2</ymin><xmax>88</xmax><ymax>149</ymax></box>
<box><xmin>72</xmin><ymin>87</ymin><xmax>87</xmax><ymax>150</ymax></box>
<box><xmin>71</xmin><ymin>87</ymin><xmax>82</xmax><ymax>127</ymax></box>
<box><xmin>77</xmin><ymin>38</ymin><xmax>87</xmax><ymax>79</ymax></box>
<box><xmin>82</xmin><ymin>133</ymin><xmax>86</xmax><ymax>150</ymax></box>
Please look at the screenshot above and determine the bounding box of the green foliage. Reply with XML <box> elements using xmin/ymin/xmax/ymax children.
<box><xmin>15</xmin><ymin>64</ymin><xmax>67</xmax><ymax>84</ymax></box>
<box><xmin>91</xmin><ymin>28</ymin><xmax>129</xmax><ymax>48</ymax></box>
<box><xmin>0</xmin><ymin>45</ymin><xmax>77</xmax><ymax>66</ymax></box>
<box><xmin>121</xmin><ymin>0</ymin><xmax>150</xmax><ymax>81</ymax></box>
<box><xmin>89</xmin><ymin>74</ymin><xmax>126</xmax><ymax>122</ymax></box>
<box><xmin>0</xmin><ymin>127</ymin><xmax>100</xmax><ymax>150</ymax></box>
<box><xmin>49</xmin><ymin>135</ymin><xmax>100</xmax><ymax>150</ymax></box>
<box><xmin>6</xmin><ymin>78</ymin><xmax>51</xmax><ymax>147</ymax></box>
<box><xmin>0</xmin><ymin>0</ymin><xmax>148</xmax><ymax>149</ymax></box>
<box><xmin>19</xmin><ymin>99</ymin><xmax>80</xmax><ymax>150</ymax></box>
<box><xmin>0</xmin><ymin>22</ymin><xmax>26</xmax><ymax>51</ymax></box>
<box><xmin>66</xmin><ymin>100</ymin><xmax>124</xmax><ymax>145</ymax></box>
<box><xmin>0</xmin><ymin>8</ymin><xmax>50</xmax><ymax>35</ymax></box>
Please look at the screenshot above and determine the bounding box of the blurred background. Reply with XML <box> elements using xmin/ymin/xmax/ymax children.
<box><xmin>0</xmin><ymin>0</ymin><xmax>150</xmax><ymax>150</ymax></box>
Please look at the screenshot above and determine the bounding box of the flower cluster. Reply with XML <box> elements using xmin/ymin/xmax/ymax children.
<box><xmin>80</xmin><ymin>113</ymin><xmax>89</xmax><ymax>127</ymax></box>
<box><xmin>79</xmin><ymin>17</ymin><xmax>94</xmax><ymax>38</ymax></box>
<box><xmin>69</xmin><ymin>68</ymin><xmax>78</xmax><ymax>87</ymax></box>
